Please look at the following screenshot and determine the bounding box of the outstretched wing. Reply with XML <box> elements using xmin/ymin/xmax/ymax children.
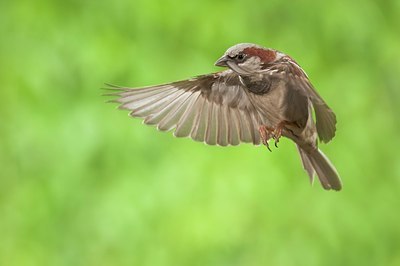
<box><xmin>106</xmin><ymin>70</ymin><xmax>263</xmax><ymax>146</ymax></box>
<box><xmin>262</xmin><ymin>58</ymin><xmax>337</xmax><ymax>143</ymax></box>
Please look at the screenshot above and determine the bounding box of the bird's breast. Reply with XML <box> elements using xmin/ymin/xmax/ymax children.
<box><xmin>248</xmin><ymin>79</ymin><xmax>297</xmax><ymax>125</ymax></box>
<box><xmin>239</xmin><ymin>74</ymin><xmax>271</xmax><ymax>94</ymax></box>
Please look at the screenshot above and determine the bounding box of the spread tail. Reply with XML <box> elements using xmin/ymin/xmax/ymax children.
<box><xmin>297</xmin><ymin>145</ymin><xmax>342</xmax><ymax>191</ymax></box>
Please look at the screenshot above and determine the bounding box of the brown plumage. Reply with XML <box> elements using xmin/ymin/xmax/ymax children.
<box><xmin>107</xmin><ymin>43</ymin><xmax>342</xmax><ymax>191</ymax></box>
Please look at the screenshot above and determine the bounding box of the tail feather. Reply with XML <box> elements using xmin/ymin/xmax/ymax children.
<box><xmin>297</xmin><ymin>146</ymin><xmax>342</xmax><ymax>191</ymax></box>
<box><xmin>296</xmin><ymin>145</ymin><xmax>315</xmax><ymax>184</ymax></box>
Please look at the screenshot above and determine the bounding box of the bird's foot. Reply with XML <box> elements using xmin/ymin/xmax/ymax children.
<box><xmin>259</xmin><ymin>125</ymin><xmax>275</xmax><ymax>152</ymax></box>
<box><xmin>273</xmin><ymin>123</ymin><xmax>284</xmax><ymax>148</ymax></box>
<box><xmin>259</xmin><ymin>123</ymin><xmax>287</xmax><ymax>150</ymax></box>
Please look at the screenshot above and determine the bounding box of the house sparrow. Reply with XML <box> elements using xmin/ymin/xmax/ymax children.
<box><xmin>107</xmin><ymin>43</ymin><xmax>342</xmax><ymax>191</ymax></box>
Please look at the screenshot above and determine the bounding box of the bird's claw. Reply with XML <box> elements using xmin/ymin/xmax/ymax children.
<box><xmin>266</xmin><ymin>142</ymin><xmax>272</xmax><ymax>152</ymax></box>
<box><xmin>259</xmin><ymin>124</ymin><xmax>284</xmax><ymax>151</ymax></box>
<box><xmin>259</xmin><ymin>126</ymin><xmax>272</xmax><ymax>152</ymax></box>
<box><xmin>273</xmin><ymin>126</ymin><xmax>282</xmax><ymax>148</ymax></box>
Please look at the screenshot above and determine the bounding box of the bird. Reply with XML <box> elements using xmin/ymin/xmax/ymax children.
<box><xmin>106</xmin><ymin>43</ymin><xmax>342</xmax><ymax>191</ymax></box>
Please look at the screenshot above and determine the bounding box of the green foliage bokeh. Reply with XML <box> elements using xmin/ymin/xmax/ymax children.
<box><xmin>1</xmin><ymin>0</ymin><xmax>400</xmax><ymax>265</ymax></box>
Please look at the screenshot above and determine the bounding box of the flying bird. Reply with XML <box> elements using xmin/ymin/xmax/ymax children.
<box><xmin>107</xmin><ymin>43</ymin><xmax>342</xmax><ymax>191</ymax></box>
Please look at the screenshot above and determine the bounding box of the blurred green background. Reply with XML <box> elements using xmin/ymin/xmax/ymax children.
<box><xmin>1</xmin><ymin>0</ymin><xmax>400</xmax><ymax>265</ymax></box>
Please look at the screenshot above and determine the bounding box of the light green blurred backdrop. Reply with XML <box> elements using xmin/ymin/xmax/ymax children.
<box><xmin>1</xmin><ymin>0</ymin><xmax>400</xmax><ymax>265</ymax></box>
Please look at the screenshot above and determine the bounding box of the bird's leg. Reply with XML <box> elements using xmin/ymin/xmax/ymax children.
<box><xmin>260</xmin><ymin>122</ymin><xmax>295</xmax><ymax>150</ymax></box>
<box><xmin>273</xmin><ymin>123</ymin><xmax>284</xmax><ymax>148</ymax></box>
<box><xmin>273</xmin><ymin>121</ymin><xmax>299</xmax><ymax>147</ymax></box>
<box><xmin>259</xmin><ymin>125</ymin><xmax>275</xmax><ymax>152</ymax></box>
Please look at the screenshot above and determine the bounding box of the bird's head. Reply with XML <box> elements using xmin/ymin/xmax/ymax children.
<box><xmin>215</xmin><ymin>43</ymin><xmax>278</xmax><ymax>75</ymax></box>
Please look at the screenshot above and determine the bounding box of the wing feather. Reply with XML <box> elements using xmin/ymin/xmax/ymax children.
<box><xmin>173</xmin><ymin>91</ymin><xmax>202</xmax><ymax>137</ymax></box>
<box><xmin>130</xmin><ymin>89</ymin><xmax>183</xmax><ymax>117</ymax></box>
<box><xmin>191</xmin><ymin>98</ymin><xmax>209</xmax><ymax>142</ymax></box>
<box><xmin>205</xmin><ymin>101</ymin><xmax>217</xmax><ymax>145</ymax></box>
<box><xmin>237</xmin><ymin>109</ymin><xmax>252</xmax><ymax>143</ymax></box>
<box><xmin>217</xmin><ymin>105</ymin><xmax>229</xmax><ymax>146</ymax></box>
<box><xmin>119</xmin><ymin>88</ymin><xmax>179</xmax><ymax>115</ymax></box>
<box><xmin>147</xmin><ymin>90</ymin><xmax>194</xmax><ymax>129</ymax></box>
<box><xmin>108</xmin><ymin>71</ymin><xmax>264</xmax><ymax>146</ymax></box>
<box><xmin>227</xmin><ymin>108</ymin><xmax>240</xmax><ymax>146</ymax></box>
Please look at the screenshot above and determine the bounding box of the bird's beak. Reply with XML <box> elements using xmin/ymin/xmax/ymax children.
<box><xmin>214</xmin><ymin>55</ymin><xmax>229</xmax><ymax>67</ymax></box>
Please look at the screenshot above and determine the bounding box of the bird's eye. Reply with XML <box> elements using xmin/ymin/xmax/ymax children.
<box><xmin>237</xmin><ymin>54</ymin><xmax>245</xmax><ymax>61</ymax></box>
